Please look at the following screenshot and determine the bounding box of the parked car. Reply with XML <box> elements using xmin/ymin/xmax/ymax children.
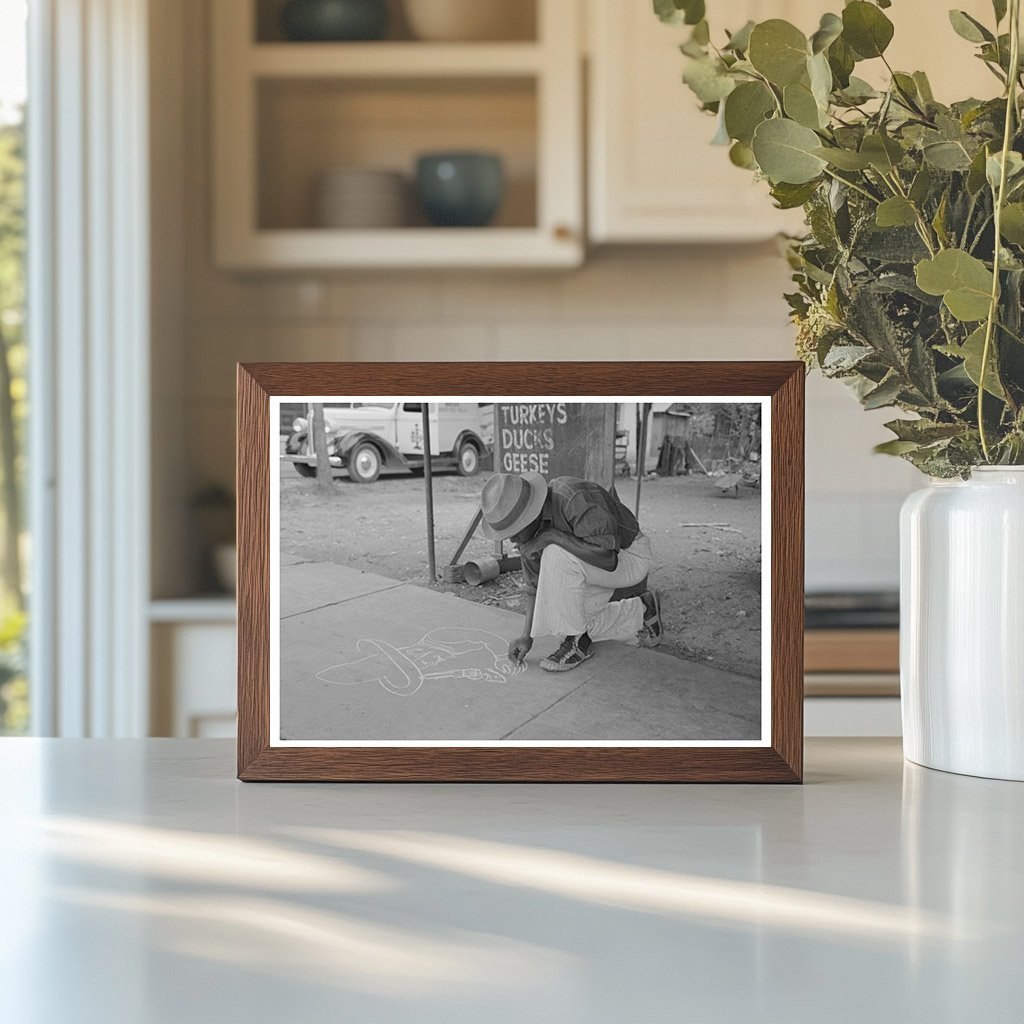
<box><xmin>285</xmin><ymin>402</ymin><xmax>491</xmax><ymax>483</ymax></box>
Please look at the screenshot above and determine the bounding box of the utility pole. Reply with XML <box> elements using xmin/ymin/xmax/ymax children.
<box><xmin>310</xmin><ymin>403</ymin><xmax>334</xmax><ymax>493</ymax></box>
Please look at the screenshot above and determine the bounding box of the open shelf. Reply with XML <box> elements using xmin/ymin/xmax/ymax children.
<box><xmin>254</xmin><ymin>0</ymin><xmax>538</xmax><ymax>45</ymax></box>
<box><xmin>213</xmin><ymin>0</ymin><xmax>582</xmax><ymax>268</ymax></box>
<box><xmin>257</xmin><ymin>76</ymin><xmax>538</xmax><ymax>232</ymax></box>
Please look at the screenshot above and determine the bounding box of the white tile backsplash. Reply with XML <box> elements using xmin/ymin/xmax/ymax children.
<box><xmin>183</xmin><ymin>252</ymin><xmax>916</xmax><ymax>593</ymax></box>
<box><xmin>165</xmin><ymin>0</ymin><xmax>917</xmax><ymax>596</ymax></box>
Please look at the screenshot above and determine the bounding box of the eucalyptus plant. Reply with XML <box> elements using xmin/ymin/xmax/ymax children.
<box><xmin>657</xmin><ymin>0</ymin><xmax>1024</xmax><ymax>475</ymax></box>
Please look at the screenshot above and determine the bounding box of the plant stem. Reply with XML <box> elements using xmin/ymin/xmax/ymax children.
<box><xmin>979</xmin><ymin>0</ymin><xmax>1021</xmax><ymax>462</ymax></box>
<box><xmin>822</xmin><ymin>168</ymin><xmax>880</xmax><ymax>205</ymax></box>
<box><xmin>750</xmin><ymin>70</ymin><xmax>784</xmax><ymax>117</ymax></box>
<box><xmin>884</xmin><ymin>171</ymin><xmax>939</xmax><ymax>254</ymax></box>
<box><xmin>997</xmin><ymin>319</ymin><xmax>1024</xmax><ymax>345</ymax></box>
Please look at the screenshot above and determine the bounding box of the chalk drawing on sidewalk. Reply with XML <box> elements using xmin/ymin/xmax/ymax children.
<box><xmin>314</xmin><ymin>627</ymin><xmax>526</xmax><ymax>696</ymax></box>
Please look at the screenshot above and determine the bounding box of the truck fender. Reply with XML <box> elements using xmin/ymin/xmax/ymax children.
<box><xmin>335</xmin><ymin>430</ymin><xmax>407</xmax><ymax>471</ymax></box>
<box><xmin>452</xmin><ymin>429</ymin><xmax>487</xmax><ymax>456</ymax></box>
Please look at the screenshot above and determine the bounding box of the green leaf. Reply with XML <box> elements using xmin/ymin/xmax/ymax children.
<box><xmin>842</xmin><ymin>1</ymin><xmax>895</xmax><ymax>59</ymax></box>
<box><xmin>723</xmin><ymin>81</ymin><xmax>775</xmax><ymax>144</ymax></box>
<box><xmin>814</xmin><ymin>146</ymin><xmax>872</xmax><ymax>170</ymax></box>
<box><xmin>876</xmin><ymin>197</ymin><xmax>918</xmax><ymax>228</ymax></box>
<box><xmin>807</xmin><ymin>51</ymin><xmax>833</xmax><ymax>109</ymax></box>
<box><xmin>913</xmin><ymin>71</ymin><xmax>935</xmax><ymax>104</ymax></box>
<box><xmin>948</xmin><ymin>10</ymin><xmax>994</xmax><ymax>44</ymax></box>
<box><xmin>827</xmin><ymin>36</ymin><xmax>856</xmax><ymax>89</ymax></box>
<box><xmin>922</xmin><ymin>140</ymin><xmax>973</xmax><ymax>171</ymax></box>
<box><xmin>810</xmin><ymin>12</ymin><xmax>843</xmax><ymax>54</ymax></box>
<box><xmin>860</xmin><ymin>133</ymin><xmax>904</xmax><ymax>173</ymax></box>
<box><xmin>932</xmin><ymin>190</ymin><xmax>950</xmax><ymax>247</ymax></box>
<box><xmin>891</xmin><ymin>72</ymin><xmax>923</xmax><ymax>111</ymax></box>
<box><xmin>683</xmin><ymin>57</ymin><xmax>736</xmax><ymax>104</ymax></box>
<box><xmin>909</xmin><ymin>164</ymin><xmax>933</xmax><ymax>205</ymax></box>
<box><xmin>967</xmin><ymin>144</ymin><xmax>991</xmax><ymax>193</ymax></box>
<box><xmin>771</xmin><ymin>180</ymin><xmax>820</xmax><ymax>209</ymax></box>
<box><xmin>986</xmin><ymin>150</ymin><xmax>1024</xmax><ymax>191</ymax></box>
<box><xmin>837</xmin><ymin>76</ymin><xmax>879</xmax><ymax>104</ymax></box>
<box><xmin>684</xmin><ymin>2</ymin><xmax>706</xmax><ymax>27</ymax></box>
<box><xmin>885</xmin><ymin>418</ymin><xmax>964</xmax><ymax>443</ymax></box>
<box><xmin>751</xmin><ymin>118</ymin><xmax>828</xmax><ymax>184</ymax></box>
<box><xmin>940</xmin><ymin>325</ymin><xmax>1006</xmax><ymax>398</ymax></box>
<box><xmin>724</xmin><ymin>20</ymin><xmax>755</xmax><ymax>53</ymax></box>
<box><xmin>874</xmin><ymin>439</ymin><xmax>922</xmax><ymax>455</ymax></box>
<box><xmin>748</xmin><ymin>20</ymin><xmax>809</xmax><ymax>86</ymax></box>
<box><xmin>729</xmin><ymin>140</ymin><xmax>757</xmax><ymax>170</ymax></box>
<box><xmin>915</xmin><ymin>249</ymin><xmax>994</xmax><ymax>322</ymax></box>
<box><xmin>993</xmin><ymin>0</ymin><xmax>1008</xmax><ymax>24</ymax></box>
<box><xmin>784</xmin><ymin>80</ymin><xmax>824</xmax><ymax>129</ymax></box>
<box><xmin>862</xmin><ymin>374</ymin><xmax>903</xmax><ymax>409</ymax></box>
<box><xmin>1000</xmin><ymin>203</ymin><xmax>1024</xmax><ymax>244</ymax></box>
<box><xmin>653</xmin><ymin>0</ymin><xmax>705</xmax><ymax>26</ymax></box>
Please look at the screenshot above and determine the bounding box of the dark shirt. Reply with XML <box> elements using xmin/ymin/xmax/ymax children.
<box><xmin>520</xmin><ymin>476</ymin><xmax>641</xmax><ymax>594</ymax></box>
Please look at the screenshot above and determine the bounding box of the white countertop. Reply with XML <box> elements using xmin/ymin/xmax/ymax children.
<box><xmin>1</xmin><ymin>738</ymin><xmax>1021</xmax><ymax>1023</ymax></box>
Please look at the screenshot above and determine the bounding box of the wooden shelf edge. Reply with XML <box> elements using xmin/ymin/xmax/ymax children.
<box><xmin>249</xmin><ymin>42</ymin><xmax>544</xmax><ymax>79</ymax></box>
<box><xmin>217</xmin><ymin>227</ymin><xmax>583</xmax><ymax>270</ymax></box>
<box><xmin>804</xmin><ymin>628</ymin><xmax>900</xmax><ymax>675</ymax></box>
<box><xmin>805</xmin><ymin>673</ymin><xmax>900</xmax><ymax>698</ymax></box>
<box><xmin>150</xmin><ymin>597</ymin><xmax>237</xmax><ymax>624</ymax></box>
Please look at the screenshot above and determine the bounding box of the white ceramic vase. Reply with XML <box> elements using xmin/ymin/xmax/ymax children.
<box><xmin>900</xmin><ymin>467</ymin><xmax>1024</xmax><ymax>781</ymax></box>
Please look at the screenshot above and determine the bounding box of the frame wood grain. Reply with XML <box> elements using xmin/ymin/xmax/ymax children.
<box><xmin>237</xmin><ymin>362</ymin><xmax>804</xmax><ymax>782</ymax></box>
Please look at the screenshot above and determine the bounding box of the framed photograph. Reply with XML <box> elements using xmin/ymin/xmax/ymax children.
<box><xmin>237</xmin><ymin>362</ymin><xmax>804</xmax><ymax>782</ymax></box>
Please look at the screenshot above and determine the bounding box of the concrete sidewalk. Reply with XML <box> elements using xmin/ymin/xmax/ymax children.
<box><xmin>279</xmin><ymin>562</ymin><xmax>762</xmax><ymax>743</ymax></box>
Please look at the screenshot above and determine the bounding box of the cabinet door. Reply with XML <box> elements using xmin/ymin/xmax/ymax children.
<box><xmin>587</xmin><ymin>0</ymin><xmax>810</xmax><ymax>243</ymax></box>
<box><xmin>588</xmin><ymin>0</ymin><xmax>1000</xmax><ymax>245</ymax></box>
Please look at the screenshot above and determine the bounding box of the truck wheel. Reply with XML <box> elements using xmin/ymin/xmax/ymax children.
<box><xmin>456</xmin><ymin>441</ymin><xmax>480</xmax><ymax>477</ymax></box>
<box><xmin>348</xmin><ymin>443</ymin><xmax>381</xmax><ymax>483</ymax></box>
<box><xmin>294</xmin><ymin>463</ymin><xmax>317</xmax><ymax>479</ymax></box>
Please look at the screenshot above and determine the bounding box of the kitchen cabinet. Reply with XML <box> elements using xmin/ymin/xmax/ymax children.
<box><xmin>150</xmin><ymin>601</ymin><xmax>237</xmax><ymax>738</ymax></box>
<box><xmin>587</xmin><ymin>0</ymin><xmax>998</xmax><ymax>244</ymax></box>
<box><xmin>587</xmin><ymin>0</ymin><xmax>813</xmax><ymax>243</ymax></box>
<box><xmin>211</xmin><ymin>0</ymin><xmax>583</xmax><ymax>269</ymax></box>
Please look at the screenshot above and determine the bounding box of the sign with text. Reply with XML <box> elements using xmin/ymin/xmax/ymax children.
<box><xmin>494</xmin><ymin>403</ymin><xmax>616</xmax><ymax>488</ymax></box>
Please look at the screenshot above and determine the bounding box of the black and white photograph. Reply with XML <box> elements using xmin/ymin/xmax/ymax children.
<box><xmin>271</xmin><ymin>397</ymin><xmax>770</xmax><ymax>746</ymax></box>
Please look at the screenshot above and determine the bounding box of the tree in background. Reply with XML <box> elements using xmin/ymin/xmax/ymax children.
<box><xmin>0</xmin><ymin>112</ymin><xmax>24</xmax><ymax>607</ymax></box>
<box><xmin>685</xmin><ymin>403</ymin><xmax>762</xmax><ymax>467</ymax></box>
<box><xmin>0</xmin><ymin>106</ymin><xmax>26</xmax><ymax>733</ymax></box>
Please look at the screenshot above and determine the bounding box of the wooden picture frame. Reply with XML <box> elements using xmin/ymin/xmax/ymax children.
<box><xmin>237</xmin><ymin>362</ymin><xmax>804</xmax><ymax>782</ymax></box>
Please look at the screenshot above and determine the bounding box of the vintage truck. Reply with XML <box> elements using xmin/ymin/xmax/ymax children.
<box><xmin>285</xmin><ymin>402</ymin><xmax>492</xmax><ymax>483</ymax></box>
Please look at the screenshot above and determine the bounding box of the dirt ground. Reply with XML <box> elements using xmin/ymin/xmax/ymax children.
<box><xmin>279</xmin><ymin>464</ymin><xmax>763</xmax><ymax>679</ymax></box>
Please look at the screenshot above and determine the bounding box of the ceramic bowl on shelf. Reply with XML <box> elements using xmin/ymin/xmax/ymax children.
<box><xmin>315</xmin><ymin>167</ymin><xmax>408</xmax><ymax>229</ymax></box>
<box><xmin>403</xmin><ymin>0</ymin><xmax>535</xmax><ymax>42</ymax></box>
<box><xmin>280</xmin><ymin>0</ymin><xmax>389</xmax><ymax>42</ymax></box>
<box><xmin>415</xmin><ymin>152</ymin><xmax>504</xmax><ymax>227</ymax></box>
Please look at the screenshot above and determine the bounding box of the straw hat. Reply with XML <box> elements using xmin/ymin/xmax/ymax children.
<box><xmin>479</xmin><ymin>472</ymin><xmax>547</xmax><ymax>540</ymax></box>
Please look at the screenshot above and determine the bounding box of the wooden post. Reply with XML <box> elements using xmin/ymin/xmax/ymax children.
<box><xmin>422</xmin><ymin>404</ymin><xmax>437</xmax><ymax>583</ymax></box>
<box><xmin>310</xmin><ymin>403</ymin><xmax>334</xmax><ymax>492</ymax></box>
<box><xmin>635</xmin><ymin>403</ymin><xmax>650</xmax><ymax>517</ymax></box>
